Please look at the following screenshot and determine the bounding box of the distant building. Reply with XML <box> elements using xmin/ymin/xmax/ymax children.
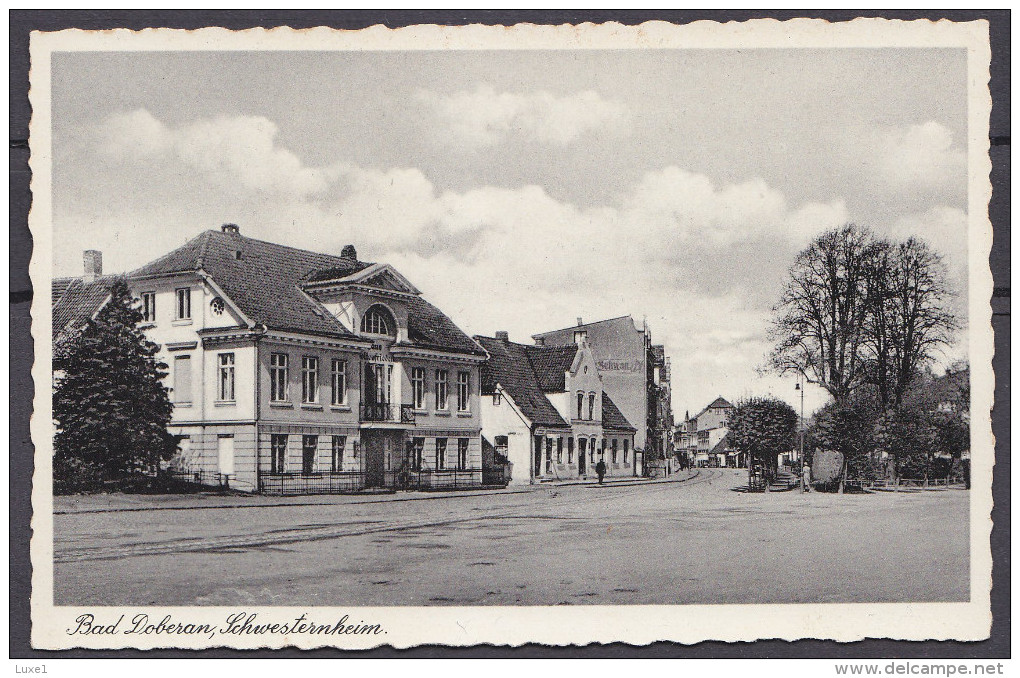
<box><xmin>532</xmin><ymin>316</ymin><xmax>673</xmax><ymax>475</ymax></box>
<box><xmin>55</xmin><ymin>225</ymin><xmax>489</xmax><ymax>493</ymax></box>
<box><xmin>475</xmin><ymin>331</ymin><xmax>637</xmax><ymax>484</ymax></box>
<box><xmin>676</xmin><ymin>397</ymin><xmax>742</xmax><ymax>468</ymax></box>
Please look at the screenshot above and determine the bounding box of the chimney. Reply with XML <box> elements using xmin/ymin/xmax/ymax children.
<box><xmin>494</xmin><ymin>331</ymin><xmax>509</xmax><ymax>343</ymax></box>
<box><xmin>83</xmin><ymin>250</ymin><xmax>102</xmax><ymax>283</ymax></box>
<box><xmin>341</xmin><ymin>244</ymin><xmax>357</xmax><ymax>260</ymax></box>
<box><xmin>576</xmin><ymin>317</ymin><xmax>583</xmax><ymax>327</ymax></box>
<box><xmin>221</xmin><ymin>223</ymin><xmax>240</xmax><ymax>235</ymax></box>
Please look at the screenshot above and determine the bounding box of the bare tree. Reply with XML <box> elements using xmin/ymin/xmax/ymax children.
<box><xmin>768</xmin><ymin>224</ymin><xmax>877</xmax><ymax>403</ymax></box>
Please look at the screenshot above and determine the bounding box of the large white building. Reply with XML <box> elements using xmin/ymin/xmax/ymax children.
<box><xmin>53</xmin><ymin>224</ymin><xmax>490</xmax><ymax>493</ymax></box>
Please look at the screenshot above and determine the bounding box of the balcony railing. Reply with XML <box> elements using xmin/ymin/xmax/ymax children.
<box><xmin>359</xmin><ymin>403</ymin><xmax>416</xmax><ymax>423</ymax></box>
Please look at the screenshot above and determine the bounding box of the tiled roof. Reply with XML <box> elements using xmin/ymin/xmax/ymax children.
<box><xmin>706</xmin><ymin>396</ymin><xmax>733</xmax><ymax>410</ymax></box>
<box><xmin>51</xmin><ymin>276</ymin><xmax>117</xmax><ymax>345</ymax></box>
<box><xmin>402</xmin><ymin>296</ymin><xmax>486</xmax><ymax>357</ymax></box>
<box><xmin>602</xmin><ymin>393</ymin><xmax>637</xmax><ymax>432</ymax></box>
<box><xmin>475</xmin><ymin>336</ymin><xmax>570</xmax><ymax>429</ymax></box>
<box><xmin>522</xmin><ymin>344</ymin><xmax>578</xmax><ymax>392</ymax></box>
<box><xmin>130</xmin><ymin>230</ymin><xmax>484</xmax><ymax>355</ymax></box>
<box><xmin>532</xmin><ymin>314</ymin><xmax>636</xmax><ymax>339</ymax></box>
<box><xmin>709</xmin><ymin>432</ymin><xmax>731</xmax><ymax>455</ymax></box>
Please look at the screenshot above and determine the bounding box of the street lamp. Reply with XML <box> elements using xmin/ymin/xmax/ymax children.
<box><xmin>795</xmin><ymin>377</ymin><xmax>806</xmax><ymax>491</ymax></box>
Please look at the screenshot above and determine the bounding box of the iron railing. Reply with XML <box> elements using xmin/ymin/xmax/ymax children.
<box><xmin>259</xmin><ymin>471</ymin><xmax>369</xmax><ymax>496</ymax></box>
<box><xmin>359</xmin><ymin>403</ymin><xmax>417</xmax><ymax>423</ymax></box>
<box><xmin>393</xmin><ymin>468</ymin><xmax>480</xmax><ymax>491</ymax></box>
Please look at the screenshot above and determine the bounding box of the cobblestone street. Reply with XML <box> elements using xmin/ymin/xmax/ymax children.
<box><xmin>53</xmin><ymin>469</ymin><xmax>969</xmax><ymax>606</ymax></box>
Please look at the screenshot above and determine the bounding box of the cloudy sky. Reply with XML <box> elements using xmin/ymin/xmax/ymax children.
<box><xmin>50</xmin><ymin>47</ymin><xmax>970</xmax><ymax>417</ymax></box>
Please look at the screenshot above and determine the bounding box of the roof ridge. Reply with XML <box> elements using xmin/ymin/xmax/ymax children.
<box><xmin>206</xmin><ymin>229</ymin><xmax>375</xmax><ymax>267</ymax></box>
<box><xmin>195</xmin><ymin>230</ymin><xmax>213</xmax><ymax>270</ymax></box>
<box><xmin>532</xmin><ymin>314</ymin><xmax>635</xmax><ymax>337</ymax></box>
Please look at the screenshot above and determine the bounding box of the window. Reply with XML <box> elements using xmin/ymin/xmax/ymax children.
<box><xmin>545</xmin><ymin>438</ymin><xmax>553</xmax><ymax>474</ymax></box>
<box><xmin>172</xmin><ymin>355</ymin><xmax>192</xmax><ymax>403</ymax></box>
<box><xmin>493</xmin><ymin>393</ymin><xmax>501</xmax><ymax>406</ymax></box>
<box><xmin>301</xmin><ymin>356</ymin><xmax>319</xmax><ymax>404</ymax></box>
<box><xmin>175</xmin><ymin>288</ymin><xmax>191</xmax><ymax>320</ymax></box>
<box><xmin>302</xmin><ymin>435</ymin><xmax>317</xmax><ymax>475</ymax></box>
<box><xmin>361</xmin><ymin>305</ymin><xmax>394</xmax><ymax>336</ymax></box>
<box><xmin>331</xmin><ymin>359</ymin><xmax>347</xmax><ymax>406</ymax></box>
<box><xmin>567</xmin><ymin>437</ymin><xmax>574</xmax><ymax>463</ymax></box>
<box><xmin>576</xmin><ymin>392</ymin><xmax>584</xmax><ymax>420</ymax></box>
<box><xmin>588</xmin><ymin>393</ymin><xmax>596</xmax><ymax>420</ymax></box>
<box><xmin>331</xmin><ymin>436</ymin><xmax>346</xmax><ymax>472</ymax></box>
<box><xmin>270</xmin><ymin>353</ymin><xmax>289</xmax><ymax>401</ymax></box>
<box><xmin>271</xmin><ymin>434</ymin><xmax>287</xmax><ymax>474</ymax></box>
<box><xmin>411</xmin><ymin>367</ymin><xmax>426</xmax><ymax>410</ymax></box>
<box><xmin>217</xmin><ymin>353</ymin><xmax>235</xmax><ymax>401</ymax></box>
<box><xmin>494</xmin><ymin>435</ymin><xmax>508</xmax><ymax>461</ymax></box>
<box><xmin>623</xmin><ymin>439</ymin><xmax>629</xmax><ymax>464</ymax></box>
<box><xmin>458</xmin><ymin>438</ymin><xmax>468</xmax><ymax>470</ymax></box>
<box><xmin>435</xmin><ymin>370</ymin><xmax>449</xmax><ymax>410</ymax></box>
<box><xmin>590</xmin><ymin>438</ymin><xmax>596</xmax><ymax>464</ymax></box>
<box><xmin>410</xmin><ymin>437</ymin><xmax>425</xmax><ymax>471</ymax></box>
<box><xmin>556</xmin><ymin>437</ymin><xmax>563</xmax><ymax>463</ymax></box>
<box><xmin>456</xmin><ymin>371</ymin><xmax>470</xmax><ymax>412</ymax></box>
<box><xmin>141</xmin><ymin>292</ymin><xmax>156</xmax><ymax>323</ymax></box>
<box><xmin>612</xmin><ymin>438</ymin><xmax>619</xmax><ymax>463</ymax></box>
<box><xmin>436</xmin><ymin>438</ymin><xmax>447</xmax><ymax>470</ymax></box>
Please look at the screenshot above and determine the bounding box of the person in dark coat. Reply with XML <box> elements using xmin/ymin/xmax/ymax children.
<box><xmin>595</xmin><ymin>459</ymin><xmax>607</xmax><ymax>484</ymax></box>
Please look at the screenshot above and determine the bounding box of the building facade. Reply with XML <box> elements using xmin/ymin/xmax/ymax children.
<box><xmin>676</xmin><ymin>397</ymin><xmax>741</xmax><ymax>468</ymax></box>
<box><xmin>77</xmin><ymin>224</ymin><xmax>489</xmax><ymax>493</ymax></box>
<box><xmin>475</xmin><ymin>332</ymin><xmax>637</xmax><ymax>484</ymax></box>
<box><xmin>532</xmin><ymin>316</ymin><xmax>673</xmax><ymax>475</ymax></box>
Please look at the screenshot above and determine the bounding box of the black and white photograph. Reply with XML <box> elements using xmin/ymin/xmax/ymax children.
<box><xmin>26</xmin><ymin>18</ymin><xmax>995</xmax><ymax>650</ymax></box>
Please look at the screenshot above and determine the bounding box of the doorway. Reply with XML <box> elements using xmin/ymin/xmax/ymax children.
<box><xmin>217</xmin><ymin>435</ymin><xmax>234</xmax><ymax>477</ymax></box>
<box><xmin>578</xmin><ymin>438</ymin><xmax>587</xmax><ymax>476</ymax></box>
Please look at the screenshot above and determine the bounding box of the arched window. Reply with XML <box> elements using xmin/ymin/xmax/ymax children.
<box><xmin>361</xmin><ymin>305</ymin><xmax>395</xmax><ymax>336</ymax></box>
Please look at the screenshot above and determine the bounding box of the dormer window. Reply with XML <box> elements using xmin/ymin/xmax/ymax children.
<box><xmin>361</xmin><ymin>305</ymin><xmax>395</xmax><ymax>337</ymax></box>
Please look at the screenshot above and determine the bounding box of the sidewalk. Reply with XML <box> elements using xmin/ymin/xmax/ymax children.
<box><xmin>53</xmin><ymin>484</ymin><xmax>536</xmax><ymax>515</ymax></box>
<box><xmin>550</xmin><ymin>468</ymin><xmax>699</xmax><ymax>488</ymax></box>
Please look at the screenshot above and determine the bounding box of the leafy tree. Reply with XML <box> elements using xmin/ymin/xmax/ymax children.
<box><xmin>727</xmin><ymin>397</ymin><xmax>798</xmax><ymax>486</ymax></box>
<box><xmin>53</xmin><ymin>278</ymin><xmax>176</xmax><ymax>492</ymax></box>
<box><xmin>809</xmin><ymin>391</ymin><xmax>882</xmax><ymax>492</ymax></box>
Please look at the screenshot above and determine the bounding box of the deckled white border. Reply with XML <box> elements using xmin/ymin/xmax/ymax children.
<box><xmin>28</xmin><ymin>19</ymin><xmax>994</xmax><ymax>649</ymax></box>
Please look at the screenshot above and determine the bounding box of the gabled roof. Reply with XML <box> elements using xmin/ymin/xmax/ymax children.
<box><xmin>522</xmin><ymin>344</ymin><xmax>579</xmax><ymax>392</ymax></box>
<box><xmin>709</xmin><ymin>432</ymin><xmax>731</xmax><ymax>455</ymax></box>
<box><xmin>475</xmin><ymin>336</ymin><xmax>570</xmax><ymax>429</ymax></box>
<box><xmin>51</xmin><ymin>275</ymin><xmax>117</xmax><ymax>345</ymax></box>
<box><xmin>706</xmin><ymin>396</ymin><xmax>733</xmax><ymax>410</ymax></box>
<box><xmin>602</xmin><ymin>393</ymin><xmax>637</xmax><ymax>432</ymax></box>
<box><xmin>129</xmin><ymin>229</ymin><xmax>484</xmax><ymax>355</ymax></box>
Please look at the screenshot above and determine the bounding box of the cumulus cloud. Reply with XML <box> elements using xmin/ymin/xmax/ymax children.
<box><xmin>877</xmin><ymin>121</ymin><xmax>966</xmax><ymax>189</ymax></box>
<box><xmin>416</xmin><ymin>85</ymin><xmax>630</xmax><ymax>147</ymax></box>
<box><xmin>93</xmin><ymin>108</ymin><xmax>341</xmax><ymax>197</ymax></box>
<box><xmin>61</xmin><ymin>110</ymin><xmax>965</xmax><ymax>417</ymax></box>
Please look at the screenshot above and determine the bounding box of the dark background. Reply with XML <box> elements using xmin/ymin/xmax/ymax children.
<box><xmin>9</xmin><ymin>9</ymin><xmax>1011</xmax><ymax>659</ymax></box>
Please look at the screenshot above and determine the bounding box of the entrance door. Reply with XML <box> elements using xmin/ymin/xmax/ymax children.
<box><xmin>578</xmin><ymin>438</ymin><xmax>587</xmax><ymax>476</ymax></box>
<box><xmin>533</xmin><ymin>435</ymin><xmax>542</xmax><ymax>478</ymax></box>
<box><xmin>364</xmin><ymin>433</ymin><xmax>386</xmax><ymax>487</ymax></box>
<box><xmin>217</xmin><ymin>435</ymin><xmax>234</xmax><ymax>477</ymax></box>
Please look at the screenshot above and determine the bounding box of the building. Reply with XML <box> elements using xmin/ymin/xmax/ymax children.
<box><xmin>52</xmin><ymin>250</ymin><xmax>116</xmax><ymax>352</ymax></box>
<box><xmin>57</xmin><ymin>224</ymin><xmax>490</xmax><ymax>493</ymax></box>
<box><xmin>475</xmin><ymin>331</ymin><xmax>637</xmax><ymax>484</ymax></box>
<box><xmin>532</xmin><ymin>316</ymin><xmax>673</xmax><ymax>475</ymax></box>
<box><xmin>676</xmin><ymin>397</ymin><xmax>742</xmax><ymax>468</ymax></box>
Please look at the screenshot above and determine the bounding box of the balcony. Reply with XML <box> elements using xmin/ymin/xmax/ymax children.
<box><xmin>360</xmin><ymin>403</ymin><xmax>416</xmax><ymax>424</ymax></box>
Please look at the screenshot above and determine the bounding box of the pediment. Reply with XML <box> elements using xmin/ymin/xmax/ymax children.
<box><xmin>347</xmin><ymin>264</ymin><xmax>421</xmax><ymax>295</ymax></box>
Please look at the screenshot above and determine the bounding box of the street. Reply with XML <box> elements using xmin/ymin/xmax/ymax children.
<box><xmin>53</xmin><ymin>469</ymin><xmax>969</xmax><ymax>606</ymax></box>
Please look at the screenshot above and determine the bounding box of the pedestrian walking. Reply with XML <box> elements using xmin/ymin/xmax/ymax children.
<box><xmin>595</xmin><ymin>459</ymin><xmax>607</xmax><ymax>485</ymax></box>
<box><xmin>802</xmin><ymin>462</ymin><xmax>812</xmax><ymax>492</ymax></box>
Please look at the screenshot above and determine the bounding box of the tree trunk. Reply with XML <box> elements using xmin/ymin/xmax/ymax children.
<box><xmin>838</xmin><ymin>457</ymin><xmax>847</xmax><ymax>494</ymax></box>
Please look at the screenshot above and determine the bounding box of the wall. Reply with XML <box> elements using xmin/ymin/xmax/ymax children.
<box><xmin>479</xmin><ymin>390</ymin><xmax>534</xmax><ymax>485</ymax></box>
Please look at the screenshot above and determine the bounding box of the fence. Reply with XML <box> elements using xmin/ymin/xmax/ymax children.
<box><xmin>845</xmin><ymin>476</ymin><xmax>967</xmax><ymax>492</ymax></box>
<box><xmin>259</xmin><ymin>471</ymin><xmax>369</xmax><ymax>496</ymax></box>
<box><xmin>165</xmin><ymin>469</ymin><xmax>256</xmax><ymax>493</ymax></box>
<box><xmin>392</xmin><ymin>468</ymin><xmax>480</xmax><ymax>491</ymax></box>
<box><xmin>359</xmin><ymin>404</ymin><xmax>416</xmax><ymax>423</ymax></box>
